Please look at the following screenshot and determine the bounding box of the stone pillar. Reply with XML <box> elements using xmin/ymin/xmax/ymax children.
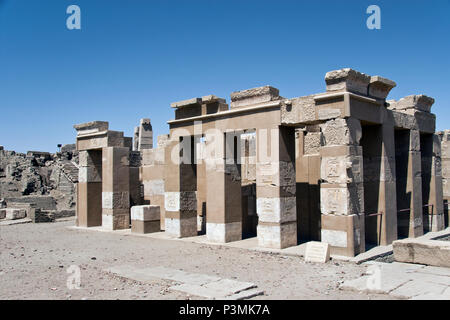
<box><xmin>395</xmin><ymin>129</ymin><xmax>423</xmax><ymax>238</ymax></box>
<box><xmin>77</xmin><ymin>150</ymin><xmax>102</xmax><ymax>227</ymax></box>
<box><xmin>138</xmin><ymin>118</ymin><xmax>153</xmax><ymax>150</ymax></box>
<box><xmin>101</xmin><ymin>147</ymin><xmax>130</xmax><ymax>230</ymax></box>
<box><xmin>205</xmin><ymin>131</ymin><xmax>243</xmax><ymax>243</ymax></box>
<box><xmin>164</xmin><ymin>137</ymin><xmax>197</xmax><ymax>238</ymax></box>
<box><xmin>319</xmin><ymin>118</ymin><xmax>365</xmax><ymax>256</ymax></box>
<box><xmin>256</xmin><ymin>127</ymin><xmax>297</xmax><ymax>249</ymax></box>
<box><xmin>378</xmin><ymin>121</ymin><xmax>398</xmax><ymax>245</ymax></box>
<box><xmin>439</xmin><ymin>130</ymin><xmax>450</xmax><ymax>227</ymax></box>
<box><xmin>422</xmin><ymin>134</ymin><xmax>445</xmax><ymax>232</ymax></box>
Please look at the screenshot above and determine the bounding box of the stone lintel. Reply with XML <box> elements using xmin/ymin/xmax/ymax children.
<box><xmin>201</xmin><ymin>95</ymin><xmax>227</xmax><ymax>105</ymax></box>
<box><xmin>170</xmin><ymin>98</ymin><xmax>202</xmax><ymax>109</ymax></box>
<box><xmin>74</xmin><ymin>121</ymin><xmax>109</xmax><ymax>136</ymax></box>
<box><xmin>388</xmin><ymin>95</ymin><xmax>435</xmax><ymax>113</ymax></box>
<box><xmin>230</xmin><ymin>86</ymin><xmax>280</xmax><ymax>109</ymax></box>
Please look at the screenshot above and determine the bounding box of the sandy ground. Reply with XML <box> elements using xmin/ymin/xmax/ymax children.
<box><xmin>0</xmin><ymin>220</ymin><xmax>395</xmax><ymax>300</ymax></box>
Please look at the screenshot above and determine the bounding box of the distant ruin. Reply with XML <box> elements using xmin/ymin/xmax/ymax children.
<box><xmin>73</xmin><ymin>68</ymin><xmax>449</xmax><ymax>257</ymax></box>
<box><xmin>0</xmin><ymin>145</ymin><xmax>78</xmax><ymax>222</ymax></box>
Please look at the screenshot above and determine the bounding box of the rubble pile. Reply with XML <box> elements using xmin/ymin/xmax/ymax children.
<box><xmin>0</xmin><ymin>144</ymin><xmax>78</xmax><ymax>222</ymax></box>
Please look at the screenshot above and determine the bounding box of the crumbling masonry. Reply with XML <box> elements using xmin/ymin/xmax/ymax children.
<box><xmin>74</xmin><ymin>68</ymin><xmax>449</xmax><ymax>257</ymax></box>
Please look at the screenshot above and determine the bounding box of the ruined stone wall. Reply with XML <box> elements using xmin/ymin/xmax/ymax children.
<box><xmin>0</xmin><ymin>145</ymin><xmax>78</xmax><ymax>221</ymax></box>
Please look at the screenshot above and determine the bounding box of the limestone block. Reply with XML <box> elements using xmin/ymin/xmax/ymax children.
<box><xmin>165</xmin><ymin>192</ymin><xmax>180</xmax><ymax>212</ymax></box>
<box><xmin>142</xmin><ymin>148</ymin><xmax>165</xmax><ymax>166</ymax></box>
<box><xmin>131</xmin><ymin>220</ymin><xmax>160</xmax><ymax>234</ymax></box>
<box><xmin>368</xmin><ymin>76</ymin><xmax>396</xmax><ymax>100</ymax></box>
<box><xmin>102</xmin><ymin>192</ymin><xmax>130</xmax><ymax>209</ymax></box>
<box><xmin>304</xmin><ymin>132</ymin><xmax>322</xmax><ymax>155</ymax></box>
<box><xmin>257</xmin><ymin>222</ymin><xmax>297</xmax><ymax>249</ymax></box>
<box><xmin>131</xmin><ymin>205</ymin><xmax>160</xmax><ymax>221</ymax></box>
<box><xmin>320</xmin><ymin>118</ymin><xmax>361</xmax><ymax>146</ymax></box>
<box><xmin>321</xmin><ymin>155</ymin><xmax>363</xmax><ymax>184</ymax></box>
<box><xmin>389</xmin><ymin>95</ymin><xmax>435</xmax><ymax>113</ymax></box>
<box><xmin>325</xmin><ymin>68</ymin><xmax>371</xmax><ymax>95</ymax></box>
<box><xmin>391</xmin><ymin>111</ymin><xmax>416</xmax><ymax>130</ymax></box>
<box><xmin>321</xmin><ymin>229</ymin><xmax>348</xmax><ymax>248</ymax></box>
<box><xmin>230</xmin><ymin>86</ymin><xmax>280</xmax><ymax>109</ymax></box>
<box><xmin>102</xmin><ymin>213</ymin><xmax>130</xmax><ymax>230</ymax></box>
<box><xmin>157</xmin><ymin>134</ymin><xmax>170</xmax><ymax>148</ymax></box>
<box><xmin>281</xmin><ymin>95</ymin><xmax>316</xmax><ymax>125</ymax></box>
<box><xmin>143</xmin><ymin>179</ymin><xmax>165</xmax><ymax>197</ymax></box>
<box><xmin>256</xmin><ymin>197</ymin><xmax>296</xmax><ymax>223</ymax></box>
<box><xmin>393</xmin><ymin>239</ymin><xmax>450</xmax><ymax>268</ymax></box>
<box><xmin>305</xmin><ymin>241</ymin><xmax>331</xmax><ymax>263</ymax></box>
<box><xmin>73</xmin><ymin>121</ymin><xmax>109</xmax><ymax>136</ymax></box>
<box><xmin>206</xmin><ymin>222</ymin><xmax>242</xmax><ymax>243</ymax></box>
<box><xmin>320</xmin><ymin>185</ymin><xmax>363</xmax><ymax>216</ymax></box>
<box><xmin>78</xmin><ymin>166</ymin><xmax>101</xmax><ymax>183</ymax></box>
<box><xmin>170</xmin><ymin>98</ymin><xmax>202</xmax><ymax>109</ymax></box>
<box><xmin>4</xmin><ymin>208</ymin><xmax>27</xmax><ymax>220</ymax></box>
<box><xmin>409</xmin><ymin>130</ymin><xmax>421</xmax><ymax>152</ymax></box>
<box><xmin>165</xmin><ymin>216</ymin><xmax>197</xmax><ymax>238</ymax></box>
<box><xmin>256</xmin><ymin>161</ymin><xmax>295</xmax><ymax>191</ymax></box>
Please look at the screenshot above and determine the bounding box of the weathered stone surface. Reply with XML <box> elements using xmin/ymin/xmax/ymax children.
<box><xmin>305</xmin><ymin>241</ymin><xmax>330</xmax><ymax>263</ymax></box>
<box><xmin>206</xmin><ymin>222</ymin><xmax>242</xmax><ymax>243</ymax></box>
<box><xmin>281</xmin><ymin>95</ymin><xmax>317</xmax><ymax>124</ymax></box>
<box><xmin>73</xmin><ymin>121</ymin><xmax>109</xmax><ymax>136</ymax></box>
<box><xmin>137</xmin><ymin>118</ymin><xmax>153</xmax><ymax>150</ymax></box>
<box><xmin>320</xmin><ymin>118</ymin><xmax>361</xmax><ymax>146</ymax></box>
<box><xmin>230</xmin><ymin>86</ymin><xmax>280</xmax><ymax>109</ymax></box>
<box><xmin>393</xmin><ymin>238</ymin><xmax>450</xmax><ymax>268</ymax></box>
<box><xmin>388</xmin><ymin>95</ymin><xmax>435</xmax><ymax>113</ymax></box>
<box><xmin>170</xmin><ymin>98</ymin><xmax>202</xmax><ymax>109</ymax></box>
<box><xmin>3</xmin><ymin>208</ymin><xmax>27</xmax><ymax>220</ymax></box>
<box><xmin>325</xmin><ymin>68</ymin><xmax>371</xmax><ymax>95</ymax></box>
<box><xmin>368</xmin><ymin>76</ymin><xmax>396</xmax><ymax>100</ymax></box>
<box><xmin>304</xmin><ymin>132</ymin><xmax>322</xmax><ymax>155</ymax></box>
<box><xmin>131</xmin><ymin>205</ymin><xmax>160</xmax><ymax>221</ymax></box>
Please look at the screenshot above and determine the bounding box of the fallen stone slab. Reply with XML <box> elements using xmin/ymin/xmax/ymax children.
<box><xmin>389</xmin><ymin>279</ymin><xmax>448</xmax><ymax>299</ymax></box>
<box><xmin>170</xmin><ymin>280</ymin><xmax>260</xmax><ymax>300</ymax></box>
<box><xmin>393</xmin><ymin>238</ymin><xmax>450</xmax><ymax>268</ymax></box>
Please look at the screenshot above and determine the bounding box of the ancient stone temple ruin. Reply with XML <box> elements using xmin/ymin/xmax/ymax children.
<box><xmin>74</xmin><ymin>68</ymin><xmax>448</xmax><ymax>257</ymax></box>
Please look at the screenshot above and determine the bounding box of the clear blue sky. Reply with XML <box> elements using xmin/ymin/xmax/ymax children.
<box><xmin>1</xmin><ymin>0</ymin><xmax>449</xmax><ymax>153</ymax></box>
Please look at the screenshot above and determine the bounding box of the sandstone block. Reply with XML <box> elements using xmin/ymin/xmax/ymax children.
<box><xmin>131</xmin><ymin>205</ymin><xmax>160</xmax><ymax>221</ymax></box>
<box><xmin>230</xmin><ymin>86</ymin><xmax>279</xmax><ymax>109</ymax></box>
<box><xmin>325</xmin><ymin>68</ymin><xmax>370</xmax><ymax>96</ymax></box>
<box><xmin>393</xmin><ymin>239</ymin><xmax>450</xmax><ymax>268</ymax></box>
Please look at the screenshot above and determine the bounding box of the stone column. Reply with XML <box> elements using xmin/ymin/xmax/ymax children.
<box><xmin>439</xmin><ymin>130</ymin><xmax>450</xmax><ymax>227</ymax></box>
<box><xmin>396</xmin><ymin>129</ymin><xmax>423</xmax><ymax>238</ymax></box>
<box><xmin>423</xmin><ymin>134</ymin><xmax>445</xmax><ymax>232</ymax></box>
<box><xmin>256</xmin><ymin>126</ymin><xmax>297</xmax><ymax>249</ymax></box>
<box><xmin>378</xmin><ymin>121</ymin><xmax>398</xmax><ymax>245</ymax></box>
<box><xmin>101</xmin><ymin>147</ymin><xmax>130</xmax><ymax>230</ymax></box>
<box><xmin>319</xmin><ymin>117</ymin><xmax>365</xmax><ymax>256</ymax></box>
<box><xmin>164</xmin><ymin>137</ymin><xmax>197</xmax><ymax>238</ymax></box>
<box><xmin>77</xmin><ymin>150</ymin><xmax>102</xmax><ymax>227</ymax></box>
<box><xmin>205</xmin><ymin>131</ymin><xmax>243</xmax><ymax>243</ymax></box>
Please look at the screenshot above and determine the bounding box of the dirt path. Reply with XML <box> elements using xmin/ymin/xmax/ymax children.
<box><xmin>0</xmin><ymin>220</ymin><xmax>394</xmax><ymax>300</ymax></box>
